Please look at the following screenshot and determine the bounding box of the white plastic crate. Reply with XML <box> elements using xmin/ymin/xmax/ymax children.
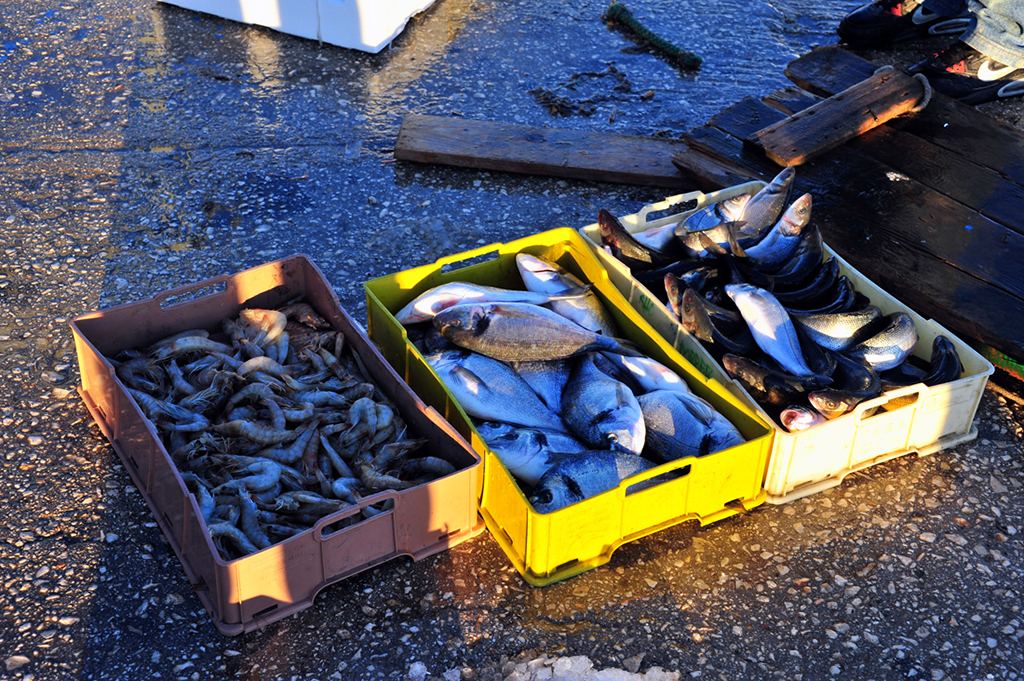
<box><xmin>579</xmin><ymin>185</ymin><xmax>994</xmax><ymax>504</ymax></box>
<box><xmin>159</xmin><ymin>0</ymin><xmax>437</xmax><ymax>53</ymax></box>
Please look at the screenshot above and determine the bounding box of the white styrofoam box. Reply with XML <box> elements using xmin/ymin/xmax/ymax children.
<box><xmin>159</xmin><ymin>0</ymin><xmax>437</xmax><ymax>53</ymax></box>
<box><xmin>579</xmin><ymin>186</ymin><xmax>994</xmax><ymax>505</ymax></box>
<box><xmin>319</xmin><ymin>0</ymin><xmax>438</xmax><ymax>53</ymax></box>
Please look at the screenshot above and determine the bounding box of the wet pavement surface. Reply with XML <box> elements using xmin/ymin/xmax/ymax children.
<box><xmin>2</xmin><ymin>0</ymin><xmax>1023</xmax><ymax>679</ymax></box>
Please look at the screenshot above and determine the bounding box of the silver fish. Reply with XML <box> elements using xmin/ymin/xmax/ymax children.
<box><xmin>734</xmin><ymin>167</ymin><xmax>796</xmax><ymax>242</ymax></box>
<box><xmin>790</xmin><ymin>305</ymin><xmax>884</xmax><ymax>352</ymax></box>
<box><xmin>681</xmin><ymin>192</ymin><xmax>752</xmax><ymax>233</ymax></box>
<box><xmin>739</xmin><ymin>194</ymin><xmax>812</xmax><ymax>271</ymax></box>
<box><xmin>506</xmin><ymin>358</ymin><xmax>572</xmax><ymax>413</ymax></box>
<box><xmin>725</xmin><ymin>283</ymin><xmax>815</xmax><ymax>377</ymax></box>
<box><xmin>426</xmin><ymin>350</ymin><xmax>567</xmax><ymax>431</ymax></box>
<box><xmin>599</xmin><ymin>352</ymin><xmax>693</xmax><ymax>395</ymax></box>
<box><xmin>529</xmin><ymin>450</ymin><xmax>657</xmax><ymax>514</ymax></box>
<box><xmin>844</xmin><ymin>312</ymin><xmax>918</xmax><ymax>372</ymax></box>
<box><xmin>562</xmin><ymin>353</ymin><xmax>646</xmax><ymax>455</ymax></box>
<box><xmin>433</xmin><ymin>302</ymin><xmax>637</xmax><ymax>362</ymax></box>
<box><xmin>780</xmin><ymin>405</ymin><xmax>826</xmax><ymax>432</ymax></box>
<box><xmin>394</xmin><ymin>281</ymin><xmax>588</xmax><ymax>325</ymax></box>
<box><xmin>482</xmin><ymin>426</ymin><xmax>589</xmax><ymax>486</ymax></box>
<box><xmin>515</xmin><ymin>253</ymin><xmax>618</xmax><ymax>336</ymax></box>
<box><xmin>638</xmin><ymin>389</ymin><xmax>745</xmax><ymax>461</ymax></box>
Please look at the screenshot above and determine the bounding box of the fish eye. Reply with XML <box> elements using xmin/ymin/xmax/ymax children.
<box><xmin>534</xmin><ymin>490</ymin><xmax>552</xmax><ymax>504</ymax></box>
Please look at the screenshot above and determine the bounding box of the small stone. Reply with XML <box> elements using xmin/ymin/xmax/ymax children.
<box><xmin>7</xmin><ymin>656</ymin><xmax>31</xmax><ymax>671</ymax></box>
<box><xmin>407</xmin><ymin>661</ymin><xmax>428</xmax><ymax>681</ymax></box>
<box><xmin>58</xmin><ymin>616</ymin><xmax>79</xmax><ymax>626</ymax></box>
<box><xmin>987</xmin><ymin>638</ymin><xmax>997</xmax><ymax>648</ymax></box>
<box><xmin>27</xmin><ymin>435</ymin><xmax>43</xmax><ymax>446</ymax></box>
<box><xmin>105</xmin><ymin>533</ymin><xmax>119</xmax><ymax>543</ymax></box>
<box><xmin>920</xmin><ymin>532</ymin><xmax>937</xmax><ymax>543</ymax></box>
<box><xmin>932</xmin><ymin>671</ymin><xmax>944</xmax><ymax>680</ymax></box>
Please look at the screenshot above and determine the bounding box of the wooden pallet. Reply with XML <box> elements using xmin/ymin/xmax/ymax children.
<box><xmin>392</xmin><ymin>47</ymin><xmax>1024</xmax><ymax>364</ymax></box>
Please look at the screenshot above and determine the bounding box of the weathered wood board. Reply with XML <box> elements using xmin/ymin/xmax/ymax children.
<box><xmin>394</xmin><ymin>113</ymin><xmax>699</xmax><ymax>188</ymax></box>
<box><xmin>746</xmin><ymin>66</ymin><xmax>929</xmax><ymax>166</ymax></box>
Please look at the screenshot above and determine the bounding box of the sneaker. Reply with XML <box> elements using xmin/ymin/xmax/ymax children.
<box><xmin>837</xmin><ymin>0</ymin><xmax>971</xmax><ymax>46</ymax></box>
<box><xmin>909</xmin><ymin>41</ymin><xmax>1024</xmax><ymax>104</ymax></box>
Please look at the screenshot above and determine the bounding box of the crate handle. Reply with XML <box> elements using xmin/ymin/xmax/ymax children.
<box><xmin>311</xmin><ymin>490</ymin><xmax>401</xmax><ymax>541</ymax></box>
<box><xmin>854</xmin><ymin>383</ymin><xmax>926</xmax><ymax>423</ymax></box>
<box><xmin>154</xmin><ymin>273</ymin><xmax>233</xmax><ymax>310</ymax></box>
<box><xmin>634</xmin><ymin>190</ymin><xmax>706</xmax><ymax>229</ymax></box>
<box><xmin>435</xmin><ymin>243</ymin><xmax>503</xmax><ymax>272</ymax></box>
<box><xmin>617</xmin><ymin>454</ymin><xmax>695</xmax><ymax>492</ymax></box>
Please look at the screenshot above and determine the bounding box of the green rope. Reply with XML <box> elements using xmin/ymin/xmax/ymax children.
<box><xmin>604</xmin><ymin>1</ymin><xmax>702</xmax><ymax>71</ymax></box>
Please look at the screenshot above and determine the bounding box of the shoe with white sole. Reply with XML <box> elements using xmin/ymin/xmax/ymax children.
<box><xmin>837</xmin><ymin>0</ymin><xmax>972</xmax><ymax>46</ymax></box>
<box><xmin>908</xmin><ymin>40</ymin><xmax>1024</xmax><ymax>105</ymax></box>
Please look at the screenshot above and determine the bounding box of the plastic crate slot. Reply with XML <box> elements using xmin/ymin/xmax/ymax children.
<box><xmin>643</xmin><ymin>197</ymin><xmax>698</xmax><ymax>223</ymax></box>
<box><xmin>440</xmin><ymin>252</ymin><xmax>499</xmax><ymax>274</ymax></box>
<box><xmin>159</xmin><ymin>281</ymin><xmax>227</xmax><ymax>309</ymax></box>
<box><xmin>554</xmin><ymin>558</ymin><xmax>580</xmax><ymax>574</ymax></box>
<box><xmin>252</xmin><ymin>603</ymin><xmax>279</xmax><ymax>620</ymax></box>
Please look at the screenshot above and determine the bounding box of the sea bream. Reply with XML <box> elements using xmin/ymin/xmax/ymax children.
<box><xmin>562</xmin><ymin>353</ymin><xmax>646</xmax><ymax>455</ymax></box>
<box><xmin>638</xmin><ymin>390</ymin><xmax>745</xmax><ymax>461</ymax></box>
<box><xmin>425</xmin><ymin>350</ymin><xmax>567</xmax><ymax>432</ymax></box>
<box><xmin>480</xmin><ymin>426</ymin><xmax>589</xmax><ymax>486</ymax></box>
<box><xmin>732</xmin><ymin>167</ymin><xmax>796</xmax><ymax>242</ymax></box>
<box><xmin>505</xmin><ymin>358</ymin><xmax>572</xmax><ymax>413</ymax></box>
<box><xmin>394</xmin><ymin>281</ymin><xmax>590</xmax><ymax>325</ymax></box>
<box><xmin>529</xmin><ymin>449</ymin><xmax>658</xmax><ymax>514</ymax></box>
<box><xmin>515</xmin><ymin>253</ymin><xmax>618</xmax><ymax>336</ymax></box>
<box><xmin>433</xmin><ymin>302</ymin><xmax>639</xmax><ymax>362</ymax></box>
<box><xmin>843</xmin><ymin>312</ymin><xmax>918</xmax><ymax>371</ymax></box>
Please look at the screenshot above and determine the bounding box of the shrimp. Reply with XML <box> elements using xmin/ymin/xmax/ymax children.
<box><xmin>292</xmin><ymin>390</ymin><xmax>351</xmax><ymax>408</ymax></box>
<box><xmin>154</xmin><ymin>336</ymin><xmax>233</xmax><ymax>360</ymax></box>
<box><xmin>402</xmin><ymin>456</ymin><xmax>457</xmax><ymax>478</ymax></box>
<box><xmin>319</xmin><ymin>434</ymin><xmax>354</xmax><ymax>479</ymax></box>
<box><xmin>224</xmin><ymin>383</ymin><xmax>278</xmax><ymax>412</ymax></box>
<box><xmin>239</xmin><ymin>308</ymin><xmax>288</xmax><ymax>344</ymax></box>
<box><xmin>331</xmin><ymin>477</ymin><xmax>363</xmax><ymax>504</ymax></box>
<box><xmin>238</xmin><ymin>492</ymin><xmax>272</xmax><ymax>550</ymax></box>
<box><xmin>180</xmin><ymin>472</ymin><xmax>216</xmax><ymax>523</ymax></box>
<box><xmin>212</xmin><ymin>459</ymin><xmax>282</xmax><ymax>494</ymax></box>
<box><xmin>280</xmin><ymin>302</ymin><xmax>330</xmax><ymax>329</ymax></box>
<box><xmin>207</xmin><ymin>522</ymin><xmax>259</xmax><ymax>557</ymax></box>
<box><xmin>359</xmin><ymin>464</ymin><xmax>411</xmax><ymax>491</ymax></box>
<box><xmin>165</xmin><ymin>359</ymin><xmax>197</xmax><ymax>397</ymax></box>
<box><xmin>213</xmin><ymin>420</ymin><xmax>298</xmax><ymax>445</ymax></box>
<box><xmin>237</xmin><ymin>355</ymin><xmax>292</xmax><ymax>378</ymax></box>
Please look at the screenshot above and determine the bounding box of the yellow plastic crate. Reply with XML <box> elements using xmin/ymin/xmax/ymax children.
<box><xmin>364</xmin><ymin>228</ymin><xmax>774</xmax><ymax>585</ymax></box>
<box><xmin>579</xmin><ymin>187</ymin><xmax>995</xmax><ymax>504</ymax></box>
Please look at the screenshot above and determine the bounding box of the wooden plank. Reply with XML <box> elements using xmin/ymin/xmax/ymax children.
<box><xmin>763</xmin><ymin>87</ymin><xmax>1024</xmax><ymax>231</ymax></box>
<box><xmin>785</xmin><ymin>47</ymin><xmax>1024</xmax><ymax>196</ymax></box>
<box><xmin>747</xmin><ymin>67</ymin><xmax>928</xmax><ymax>167</ymax></box>
<box><xmin>394</xmin><ymin>114</ymin><xmax>697</xmax><ymax>188</ymax></box>
<box><xmin>699</xmin><ymin>95</ymin><xmax>1024</xmax><ymax>359</ymax></box>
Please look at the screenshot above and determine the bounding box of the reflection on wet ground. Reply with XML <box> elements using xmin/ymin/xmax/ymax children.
<box><xmin>3</xmin><ymin>0</ymin><xmax>1024</xmax><ymax>679</ymax></box>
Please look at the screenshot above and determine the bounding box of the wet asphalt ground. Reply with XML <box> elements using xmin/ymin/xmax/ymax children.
<box><xmin>2</xmin><ymin>0</ymin><xmax>1024</xmax><ymax>679</ymax></box>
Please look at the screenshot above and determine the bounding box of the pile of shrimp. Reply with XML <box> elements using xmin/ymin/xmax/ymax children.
<box><xmin>106</xmin><ymin>300</ymin><xmax>458</xmax><ymax>561</ymax></box>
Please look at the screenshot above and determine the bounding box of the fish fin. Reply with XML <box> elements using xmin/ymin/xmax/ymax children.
<box><xmin>602</xmin><ymin>337</ymin><xmax>645</xmax><ymax>358</ymax></box>
<box><xmin>726</xmin><ymin>222</ymin><xmax>748</xmax><ymax>258</ymax></box>
<box><xmin>697</xmin><ymin>231</ymin><xmax>730</xmax><ymax>256</ymax></box>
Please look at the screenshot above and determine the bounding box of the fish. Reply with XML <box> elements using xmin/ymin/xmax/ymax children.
<box><xmin>633</xmin><ymin>222</ymin><xmax>683</xmax><ymax>252</ymax></box>
<box><xmin>680</xmin><ymin>192</ymin><xmax>752</xmax><ymax>232</ymax></box>
<box><xmin>633</xmin><ymin>258</ymin><xmax>708</xmax><ymax>300</ymax></box>
<box><xmin>515</xmin><ymin>253</ymin><xmax>618</xmax><ymax>336</ymax></box>
<box><xmin>779</xmin><ymin>405</ymin><xmax>826</xmax><ymax>432</ymax></box>
<box><xmin>481</xmin><ymin>426</ymin><xmax>589</xmax><ymax>486</ymax></box>
<box><xmin>725</xmin><ymin>283</ymin><xmax>815</xmax><ymax>377</ymax></box>
<box><xmin>722</xmin><ymin>353</ymin><xmax>832</xmax><ymax>408</ymax></box>
<box><xmin>529</xmin><ymin>450</ymin><xmax>658</xmax><ymax>514</ymax></box>
<box><xmin>732</xmin><ymin>167</ymin><xmax>796</xmax><ymax>242</ymax></box>
<box><xmin>772</xmin><ymin>257</ymin><xmax>839</xmax><ymax>306</ymax></box>
<box><xmin>679</xmin><ymin>288</ymin><xmax>758</xmax><ymax>356</ymax></box>
<box><xmin>432</xmin><ymin>302</ymin><xmax>640</xmax><ymax>362</ymax></box>
<box><xmin>506</xmin><ymin>358</ymin><xmax>572</xmax><ymax>413</ymax></box>
<box><xmin>807</xmin><ymin>351</ymin><xmax>881</xmax><ymax>419</ymax></box>
<box><xmin>425</xmin><ymin>350</ymin><xmax>567</xmax><ymax>431</ymax></box>
<box><xmin>598</xmin><ymin>208</ymin><xmax>680</xmax><ymax>271</ymax></box>
<box><xmin>878</xmin><ymin>358</ymin><xmax>930</xmax><ymax>390</ymax></box>
<box><xmin>562</xmin><ymin>353</ymin><xmax>646</xmax><ymax>455</ymax></box>
<box><xmin>767</xmin><ymin>224</ymin><xmax>825</xmax><ymax>287</ymax></box>
<box><xmin>674</xmin><ymin>220</ymin><xmax>746</xmax><ymax>258</ymax></box>
<box><xmin>394</xmin><ymin>281</ymin><xmax>590</xmax><ymax>325</ymax></box>
<box><xmin>922</xmin><ymin>335</ymin><xmax>963</xmax><ymax>386</ymax></box>
<box><xmin>736</xmin><ymin>194</ymin><xmax>813</xmax><ymax>271</ymax></box>
<box><xmin>843</xmin><ymin>312</ymin><xmax>918</xmax><ymax>371</ymax></box>
<box><xmin>599</xmin><ymin>352</ymin><xmax>693</xmax><ymax>395</ymax></box>
<box><xmin>790</xmin><ymin>305</ymin><xmax>884</xmax><ymax>352</ymax></box>
<box><xmin>787</xmin><ymin>276</ymin><xmax>859</xmax><ymax>315</ymax></box>
<box><xmin>638</xmin><ymin>389</ymin><xmax>744</xmax><ymax>461</ymax></box>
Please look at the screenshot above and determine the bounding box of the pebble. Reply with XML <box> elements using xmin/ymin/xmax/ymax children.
<box><xmin>27</xmin><ymin>435</ymin><xmax>43</xmax><ymax>446</ymax></box>
<box><xmin>6</xmin><ymin>656</ymin><xmax>30</xmax><ymax>671</ymax></box>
